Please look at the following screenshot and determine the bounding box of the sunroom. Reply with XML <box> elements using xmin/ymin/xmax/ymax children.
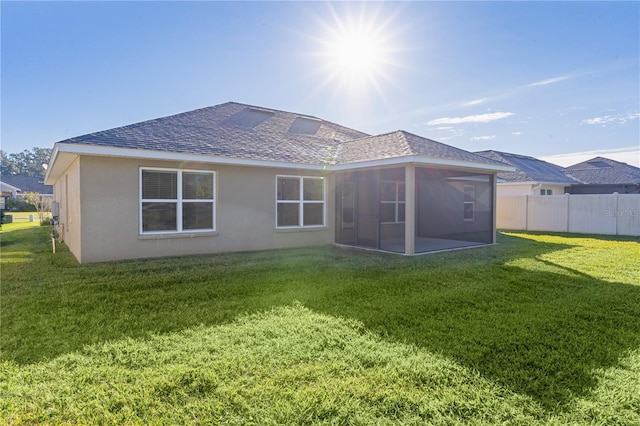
<box><xmin>334</xmin><ymin>164</ymin><xmax>496</xmax><ymax>255</ymax></box>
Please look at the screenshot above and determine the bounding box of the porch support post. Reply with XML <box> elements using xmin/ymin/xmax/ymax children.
<box><xmin>404</xmin><ymin>164</ymin><xmax>416</xmax><ymax>255</ymax></box>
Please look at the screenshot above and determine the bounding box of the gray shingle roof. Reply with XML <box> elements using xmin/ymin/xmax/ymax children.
<box><xmin>59</xmin><ymin>102</ymin><xmax>369</xmax><ymax>166</ymax></box>
<box><xmin>56</xmin><ymin>102</ymin><xmax>507</xmax><ymax>169</ymax></box>
<box><xmin>564</xmin><ymin>157</ymin><xmax>640</xmax><ymax>185</ymax></box>
<box><xmin>475</xmin><ymin>150</ymin><xmax>580</xmax><ymax>184</ymax></box>
<box><xmin>338</xmin><ymin>131</ymin><xmax>505</xmax><ymax>166</ymax></box>
<box><xmin>0</xmin><ymin>175</ymin><xmax>53</xmax><ymax>194</ymax></box>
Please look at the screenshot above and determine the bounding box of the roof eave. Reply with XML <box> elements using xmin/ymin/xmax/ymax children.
<box><xmin>45</xmin><ymin>145</ymin><xmax>515</xmax><ymax>183</ymax></box>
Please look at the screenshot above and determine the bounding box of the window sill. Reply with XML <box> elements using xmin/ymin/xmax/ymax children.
<box><xmin>275</xmin><ymin>226</ymin><xmax>328</xmax><ymax>233</ymax></box>
<box><xmin>139</xmin><ymin>231</ymin><xmax>218</xmax><ymax>240</ymax></box>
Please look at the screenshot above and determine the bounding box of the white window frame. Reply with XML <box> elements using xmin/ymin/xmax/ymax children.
<box><xmin>541</xmin><ymin>189</ymin><xmax>553</xmax><ymax>196</ymax></box>
<box><xmin>139</xmin><ymin>167</ymin><xmax>216</xmax><ymax>235</ymax></box>
<box><xmin>463</xmin><ymin>184</ymin><xmax>475</xmax><ymax>221</ymax></box>
<box><xmin>275</xmin><ymin>175</ymin><xmax>325</xmax><ymax>229</ymax></box>
<box><xmin>380</xmin><ymin>180</ymin><xmax>405</xmax><ymax>224</ymax></box>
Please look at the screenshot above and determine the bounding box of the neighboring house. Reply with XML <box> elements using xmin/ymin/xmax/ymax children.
<box><xmin>44</xmin><ymin>102</ymin><xmax>512</xmax><ymax>263</ymax></box>
<box><xmin>564</xmin><ymin>157</ymin><xmax>640</xmax><ymax>194</ymax></box>
<box><xmin>475</xmin><ymin>150</ymin><xmax>578</xmax><ymax>196</ymax></box>
<box><xmin>0</xmin><ymin>174</ymin><xmax>53</xmax><ymax>210</ymax></box>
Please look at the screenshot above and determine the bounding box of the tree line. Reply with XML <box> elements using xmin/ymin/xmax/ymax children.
<box><xmin>1</xmin><ymin>147</ymin><xmax>52</xmax><ymax>178</ymax></box>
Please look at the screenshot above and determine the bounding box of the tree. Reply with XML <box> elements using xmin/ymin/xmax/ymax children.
<box><xmin>22</xmin><ymin>192</ymin><xmax>52</xmax><ymax>223</ymax></box>
<box><xmin>0</xmin><ymin>147</ymin><xmax>52</xmax><ymax>178</ymax></box>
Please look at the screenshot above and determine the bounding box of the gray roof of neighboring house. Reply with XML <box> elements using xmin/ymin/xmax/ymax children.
<box><xmin>55</xmin><ymin>102</ymin><xmax>508</xmax><ymax>168</ymax></box>
<box><xmin>564</xmin><ymin>157</ymin><xmax>640</xmax><ymax>185</ymax></box>
<box><xmin>0</xmin><ymin>174</ymin><xmax>53</xmax><ymax>194</ymax></box>
<box><xmin>475</xmin><ymin>150</ymin><xmax>580</xmax><ymax>184</ymax></box>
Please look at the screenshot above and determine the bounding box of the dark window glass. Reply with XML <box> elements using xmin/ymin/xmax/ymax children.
<box><xmin>277</xmin><ymin>177</ymin><xmax>300</xmax><ymax>201</ymax></box>
<box><xmin>183</xmin><ymin>202</ymin><xmax>213</xmax><ymax>230</ymax></box>
<box><xmin>380</xmin><ymin>203</ymin><xmax>396</xmax><ymax>223</ymax></box>
<box><xmin>142</xmin><ymin>202</ymin><xmax>177</xmax><ymax>231</ymax></box>
<box><xmin>277</xmin><ymin>203</ymin><xmax>299</xmax><ymax>227</ymax></box>
<box><xmin>142</xmin><ymin>171</ymin><xmax>177</xmax><ymax>199</ymax></box>
<box><xmin>183</xmin><ymin>172</ymin><xmax>213</xmax><ymax>200</ymax></box>
<box><xmin>303</xmin><ymin>204</ymin><xmax>324</xmax><ymax>226</ymax></box>
<box><xmin>303</xmin><ymin>178</ymin><xmax>323</xmax><ymax>201</ymax></box>
<box><xmin>398</xmin><ymin>203</ymin><xmax>406</xmax><ymax>222</ymax></box>
<box><xmin>464</xmin><ymin>203</ymin><xmax>475</xmax><ymax>220</ymax></box>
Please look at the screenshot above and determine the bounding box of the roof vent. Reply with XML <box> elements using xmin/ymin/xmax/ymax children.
<box><xmin>288</xmin><ymin>116</ymin><xmax>322</xmax><ymax>135</ymax></box>
<box><xmin>222</xmin><ymin>107</ymin><xmax>273</xmax><ymax>129</ymax></box>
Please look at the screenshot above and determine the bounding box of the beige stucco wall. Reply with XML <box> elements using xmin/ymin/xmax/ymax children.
<box><xmin>53</xmin><ymin>157</ymin><xmax>82</xmax><ymax>261</ymax></box>
<box><xmin>72</xmin><ymin>156</ymin><xmax>335</xmax><ymax>263</ymax></box>
<box><xmin>497</xmin><ymin>183</ymin><xmax>567</xmax><ymax>196</ymax></box>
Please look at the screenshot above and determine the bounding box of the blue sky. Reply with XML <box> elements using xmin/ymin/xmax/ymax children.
<box><xmin>2</xmin><ymin>1</ymin><xmax>639</xmax><ymax>166</ymax></box>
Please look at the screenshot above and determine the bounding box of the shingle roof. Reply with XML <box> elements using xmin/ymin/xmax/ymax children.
<box><xmin>56</xmin><ymin>102</ymin><xmax>508</xmax><ymax>169</ymax></box>
<box><xmin>0</xmin><ymin>175</ymin><xmax>53</xmax><ymax>194</ymax></box>
<box><xmin>475</xmin><ymin>150</ymin><xmax>579</xmax><ymax>184</ymax></box>
<box><xmin>564</xmin><ymin>157</ymin><xmax>640</xmax><ymax>185</ymax></box>
<box><xmin>59</xmin><ymin>102</ymin><xmax>369</xmax><ymax>166</ymax></box>
<box><xmin>339</xmin><ymin>131</ymin><xmax>505</xmax><ymax>166</ymax></box>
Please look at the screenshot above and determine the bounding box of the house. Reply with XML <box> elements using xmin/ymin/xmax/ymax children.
<box><xmin>0</xmin><ymin>174</ymin><xmax>53</xmax><ymax>210</ymax></box>
<box><xmin>44</xmin><ymin>102</ymin><xmax>513</xmax><ymax>263</ymax></box>
<box><xmin>564</xmin><ymin>157</ymin><xmax>640</xmax><ymax>194</ymax></box>
<box><xmin>475</xmin><ymin>150</ymin><xmax>578</xmax><ymax>196</ymax></box>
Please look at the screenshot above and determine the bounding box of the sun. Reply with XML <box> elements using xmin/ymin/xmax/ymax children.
<box><xmin>327</xmin><ymin>27</ymin><xmax>387</xmax><ymax>85</ymax></box>
<box><xmin>312</xmin><ymin>3</ymin><xmax>402</xmax><ymax>97</ymax></box>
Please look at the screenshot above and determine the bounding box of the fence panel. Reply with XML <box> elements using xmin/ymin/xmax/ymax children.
<box><xmin>616</xmin><ymin>195</ymin><xmax>640</xmax><ymax>236</ymax></box>
<box><xmin>495</xmin><ymin>196</ymin><xmax>527</xmax><ymax>230</ymax></box>
<box><xmin>497</xmin><ymin>194</ymin><xmax>640</xmax><ymax>236</ymax></box>
<box><xmin>527</xmin><ymin>196</ymin><xmax>568</xmax><ymax>232</ymax></box>
<box><xmin>568</xmin><ymin>195</ymin><xmax>616</xmax><ymax>235</ymax></box>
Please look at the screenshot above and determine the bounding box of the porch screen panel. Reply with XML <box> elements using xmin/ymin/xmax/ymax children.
<box><xmin>415</xmin><ymin>168</ymin><xmax>493</xmax><ymax>252</ymax></box>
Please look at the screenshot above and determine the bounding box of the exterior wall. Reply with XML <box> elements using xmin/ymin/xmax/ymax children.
<box><xmin>496</xmin><ymin>183</ymin><xmax>566</xmax><ymax>196</ymax></box>
<box><xmin>565</xmin><ymin>184</ymin><xmax>640</xmax><ymax>195</ymax></box>
<box><xmin>74</xmin><ymin>156</ymin><xmax>335</xmax><ymax>263</ymax></box>
<box><xmin>53</xmin><ymin>157</ymin><xmax>82</xmax><ymax>261</ymax></box>
<box><xmin>496</xmin><ymin>194</ymin><xmax>640</xmax><ymax>236</ymax></box>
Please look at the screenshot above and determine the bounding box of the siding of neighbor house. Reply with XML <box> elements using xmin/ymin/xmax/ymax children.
<box><xmin>53</xmin><ymin>155</ymin><xmax>335</xmax><ymax>263</ymax></box>
<box><xmin>496</xmin><ymin>183</ymin><xmax>567</xmax><ymax>197</ymax></box>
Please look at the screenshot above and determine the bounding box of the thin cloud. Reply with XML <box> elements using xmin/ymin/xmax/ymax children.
<box><xmin>527</xmin><ymin>76</ymin><xmax>569</xmax><ymax>87</ymax></box>
<box><xmin>581</xmin><ymin>112</ymin><xmax>640</xmax><ymax>126</ymax></box>
<box><xmin>470</xmin><ymin>135</ymin><xmax>495</xmax><ymax>141</ymax></box>
<box><xmin>427</xmin><ymin>112</ymin><xmax>514</xmax><ymax>126</ymax></box>
<box><xmin>462</xmin><ymin>98</ymin><xmax>488</xmax><ymax>107</ymax></box>
<box><xmin>512</xmin><ymin>131</ymin><xmax>523</xmax><ymax>136</ymax></box>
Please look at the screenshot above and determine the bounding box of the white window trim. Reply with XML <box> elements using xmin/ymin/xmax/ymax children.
<box><xmin>463</xmin><ymin>184</ymin><xmax>475</xmax><ymax>222</ymax></box>
<box><xmin>139</xmin><ymin>167</ymin><xmax>216</xmax><ymax>235</ymax></box>
<box><xmin>380</xmin><ymin>180</ymin><xmax>405</xmax><ymax>225</ymax></box>
<box><xmin>275</xmin><ymin>175</ymin><xmax>326</xmax><ymax>229</ymax></box>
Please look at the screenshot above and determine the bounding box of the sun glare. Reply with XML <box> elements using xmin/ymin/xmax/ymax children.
<box><xmin>328</xmin><ymin>28</ymin><xmax>386</xmax><ymax>83</ymax></box>
<box><xmin>312</xmin><ymin>4</ymin><xmax>403</xmax><ymax>97</ymax></box>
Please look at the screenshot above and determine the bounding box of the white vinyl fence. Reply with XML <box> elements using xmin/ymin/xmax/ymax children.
<box><xmin>497</xmin><ymin>193</ymin><xmax>640</xmax><ymax>236</ymax></box>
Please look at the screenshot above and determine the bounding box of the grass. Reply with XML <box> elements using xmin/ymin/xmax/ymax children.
<box><xmin>1</xmin><ymin>222</ymin><xmax>639</xmax><ymax>424</ymax></box>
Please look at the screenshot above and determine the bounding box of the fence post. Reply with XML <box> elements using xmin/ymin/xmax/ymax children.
<box><xmin>565</xmin><ymin>193</ymin><xmax>570</xmax><ymax>233</ymax></box>
<box><xmin>614</xmin><ymin>192</ymin><xmax>619</xmax><ymax>235</ymax></box>
<box><xmin>525</xmin><ymin>195</ymin><xmax>529</xmax><ymax>231</ymax></box>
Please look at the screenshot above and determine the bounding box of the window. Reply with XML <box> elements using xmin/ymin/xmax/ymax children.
<box><xmin>140</xmin><ymin>168</ymin><xmax>215</xmax><ymax>234</ymax></box>
<box><xmin>380</xmin><ymin>181</ymin><xmax>405</xmax><ymax>224</ymax></box>
<box><xmin>463</xmin><ymin>185</ymin><xmax>475</xmax><ymax>221</ymax></box>
<box><xmin>276</xmin><ymin>176</ymin><xmax>325</xmax><ymax>228</ymax></box>
<box><xmin>541</xmin><ymin>189</ymin><xmax>553</xmax><ymax>196</ymax></box>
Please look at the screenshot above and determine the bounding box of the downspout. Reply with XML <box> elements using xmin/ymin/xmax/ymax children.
<box><xmin>531</xmin><ymin>183</ymin><xmax>542</xmax><ymax>195</ymax></box>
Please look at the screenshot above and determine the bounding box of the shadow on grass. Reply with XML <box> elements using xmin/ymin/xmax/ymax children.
<box><xmin>2</xmin><ymin>228</ymin><xmax>639</xmax><ymax>413</ymax></box>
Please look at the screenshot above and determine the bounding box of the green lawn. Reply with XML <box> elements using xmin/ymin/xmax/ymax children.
<box><xmin>1</xmin><ymin>223</ymin><xmax>639</xmax><ymax>424</ymax></box>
